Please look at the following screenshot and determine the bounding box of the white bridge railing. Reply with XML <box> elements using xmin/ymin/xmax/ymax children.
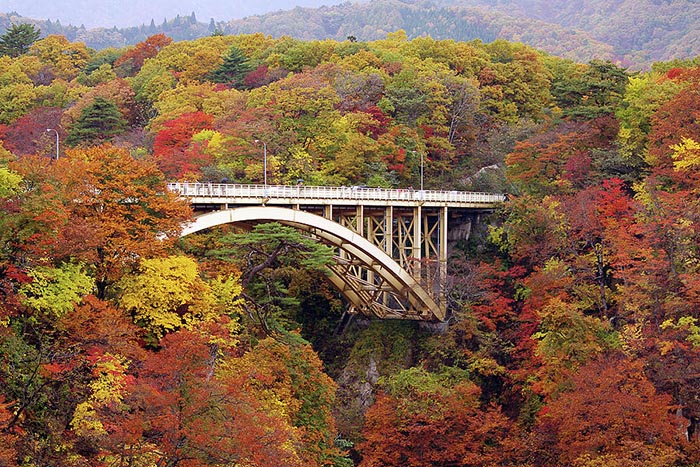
<box><xmin>168</xmin><ymin>182</ymin><xmax>505</xmax><ymax>205</ymax></box>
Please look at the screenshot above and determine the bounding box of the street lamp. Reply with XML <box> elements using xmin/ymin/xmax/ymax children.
<box><xmin>410</xmin><ymin>149</ymin><xmax>425</xmax><ymax>194</ymax></box>
<box><xmin>46</xmin><ymin>128</ymin><xmax>59</xmax><ymax>160</ymax></box>
<box><xmin>254</xmin><ymin>139</ymin><xmax>267</xmax><ymax>189</ymax></box>
<box><xmin>420</xmin><ymin>150</ymin><xmax>424</xmax><ymax>192</ymax></box>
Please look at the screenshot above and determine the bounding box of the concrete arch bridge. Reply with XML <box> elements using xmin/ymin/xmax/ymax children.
<box><xmin>169</xmin><ymin>183</ymin><xmax>504</xmax><ymax>322</ymax></box>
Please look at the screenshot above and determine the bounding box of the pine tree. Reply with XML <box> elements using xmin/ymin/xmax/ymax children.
<box><xmin>206</xmin><ymin>45</ymin><xmax>252</xmax><ymax>88</ymax></box>
<box><xmin>66</xmin><ymin>97</ymin><xmax>127</xmax><ymax>146</ymax></box>
<box><xmin>0</xmin><ymin>23</ymin><xmax>41</xmax><ymax>58</ymax></box>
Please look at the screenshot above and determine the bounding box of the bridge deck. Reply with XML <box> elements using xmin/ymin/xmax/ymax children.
<box><xmin>168</xmin><ymin>183</ymin><xmax>505</xmax><ymax>209</ymax></box>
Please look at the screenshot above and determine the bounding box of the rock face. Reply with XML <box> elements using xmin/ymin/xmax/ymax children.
<box><xmin>447</xmin><ymin>211</ymin><xmax>497</xmax><ymax>251</ymax></box>
<box><xmin>331</xmin><ymin>322</ymin><xmax>416</xmax><ymax>441</ymax></box>
<box><xmin>448</xmin><ymin>218</ymin><xmax>472</xmax><ymax>244</ymax></box>
<box><xmin>334</xmin><ymin>352</ymin><xmax>383</xmax><ymax>440</ymax></box>
<box><xmin>349</xmin><ymin>356</ymin><xmax>380</xmax><ymax>412</ymax></box>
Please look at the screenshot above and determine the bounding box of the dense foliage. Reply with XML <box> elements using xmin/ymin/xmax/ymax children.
<box><xmin>4</xmin><ymin>0</ymin><xmax>700</xmax><ymax>68</ymax></box>
<box><xmin>2</xmin><ymin>28</ymin><xmax>700</xmax><ymax>466</ymax></box>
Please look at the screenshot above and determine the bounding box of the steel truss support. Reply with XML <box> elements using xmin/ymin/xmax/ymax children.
<box><xmin>320</xmin><ymin>204</ymin><xmax>449</xmax><ymax>317</ymax></box>
<box><xmin>182</xmin><ymin>206</ymin><xmax>445</xmax><ymax>320</ymax></box>
<box><xmin>181</xmin><ymin>203</ymin><xmax>457</xmax><ymax>321</ymax></box>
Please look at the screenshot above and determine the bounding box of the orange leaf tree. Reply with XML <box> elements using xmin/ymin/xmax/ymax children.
<box><xmin>359</xmin><ymin>367</ymin><xmax>520</xmax><ymax>467</ymax></box>
<box><xmin>114</xmin><ymin>33</ymin><xmax>173</xmax><ymax>76</ymax></box>
<box><xmin>49</xmin><ymin>144</ymin><xmax>191</xmax><ymax>297</ymax></box>
<box><xmin>93</xmin><ymin>328</ymin><xmax>309</xmax><ymax>467</ymax></box>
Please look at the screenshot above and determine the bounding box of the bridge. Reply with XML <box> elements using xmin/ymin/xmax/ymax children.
<box><xmin>168</xmin><ymin>183</ymin><xmax>504</xmax><ymax>322</ymax></box>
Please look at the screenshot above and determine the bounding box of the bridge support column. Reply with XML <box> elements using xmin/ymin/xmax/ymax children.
<box><xmin>385</xmin><ymin>206</ymin><xmax>393</xmax><ymax>255</ymax></box>
<box><xmin>394</xmin><ymin>211</ymin><xmax>413</xmax><ymax>273</ymax></box>
<box><xmin>356</xmin><ymin>205</ymin><xmax>364</xmax><ymax>236</ymax></box>
<box><xmin>413</xmin><ymin>206</ymin><xmax>422</xmax><ymax>280</ymax></box>
<box><xmin>440</xmin><ymin>206</ymin><xmax>448</xmax><ymax>306</ymax></box>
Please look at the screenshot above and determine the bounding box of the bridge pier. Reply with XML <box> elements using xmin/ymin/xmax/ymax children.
<box><xmin>326</xmin><ymin>204</ymin><xmax>455</xmax><ymax>306</ymax></box>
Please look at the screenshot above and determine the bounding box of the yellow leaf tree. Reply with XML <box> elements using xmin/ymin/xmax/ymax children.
<box><xmin>29</xmin><ymin>35</ymin><xmax>91</xmax><ymax>81</ymax></box>
<box><xmin>18</xmin><ymin>263</ymin><xmax>93</xmax><ymax>318</ymax></box>
<box><xmin>116</xmin><ymin>255</ymin><xmax>217</xmax><ymax>336</ymax></box>
<box><xmin>671</xmin><ymin>137</ymin><xmax>700</xmax><ymax>171</ymax></box>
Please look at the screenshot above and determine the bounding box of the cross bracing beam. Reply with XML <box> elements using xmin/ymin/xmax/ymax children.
<box><xmin>180</xmin><ymin>206</ymin><xmax>445</xmax><ymax>321</ymax></box>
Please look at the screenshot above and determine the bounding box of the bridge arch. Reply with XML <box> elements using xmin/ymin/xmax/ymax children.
<box><xmin>181</xmin><ymin>206</ymin><xmax>444</xmax><ymax>321</ymax></box>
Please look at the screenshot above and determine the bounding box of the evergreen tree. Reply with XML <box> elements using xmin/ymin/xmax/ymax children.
<box><xmin>206</xmin><ymin>45</ymin><xmax>252</xmax><ymax>88</ymax></box>
<box><xmin>553</xmin><ymin>59</ymin><xmax>629</xmax><ymax>120</ymax></box>
<box><xmin>0</xmin><ymin>23</ymin><xmax>41</xmax><ymax>58</ymax></box>
<box><xmin>66</xmin><ymin>97</ymin><xmax>127</xmax><ymax>146</ymax></box>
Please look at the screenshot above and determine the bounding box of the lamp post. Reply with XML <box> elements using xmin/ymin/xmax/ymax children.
<box><xmin>46</xmin><ymin>128</ymin><xmax>59</xmax><ymax>160</ymax></box>
<box><xmin>254</xmin><ymin>139</ymin><xmax>267</xmax><ymax>189</ymax></box>
<box><xmin>410</xmin><ymin>149</ymin><xmax>424</xmax><ymax>196</ymax></box>
<box><xmin>420</xmin><ymin>150</ymin><xmax>424</xmax><ymax>192</ymax></box>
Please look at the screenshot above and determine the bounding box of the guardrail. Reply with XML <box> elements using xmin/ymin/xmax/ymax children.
<box><xmin>168</xmin><ymin>183</ymin><xmax>506</xmax><ymax>205</ymax></box>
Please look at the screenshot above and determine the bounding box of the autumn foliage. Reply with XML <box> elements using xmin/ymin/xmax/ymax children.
<box><xmin>360</xmin><ymin>369</ymin><xmax>519</xmax><ymax>467</ymax></box>
<box><xmin>114</xmin><ymin>33</ymin><xmax>173</xmax><ymax>75</ymax></box>
<box><xmin>153</xmin><ymin>111</ymin><xmax>215</xmax><ymax>179</ymax></box>
<box><xmin>2</xmin><ymin>29</ymin><xmax>700</xmax><ymax>467</ymax></box>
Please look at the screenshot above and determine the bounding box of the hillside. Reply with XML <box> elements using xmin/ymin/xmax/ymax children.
<box><xmin>0</xmin><ymin>0</ymin><xmax>349</xmax><ymax>28</ymax></box>
<box><xmin>223</xmin><ymin>0</ymin><xmax>615</xmax><ymax>63</ymax></box>
<box><xmin>3</xmin><ymin>0</ymin><xmax>700</xmax><ymax>68</ymax></box>
<box><xmin>447</xmin><ymin>0</ymin><xmax>700</xmax><ymax>67</ymax></box>
<box><xmin>223</xmin><ymin>0</ymin><xmax>700</xmax><ymax>68</ymax></box>
<box><xmin>2</xmin><ymin>24</ymin><xmax>700</xmax><ymax>466</ymax></box>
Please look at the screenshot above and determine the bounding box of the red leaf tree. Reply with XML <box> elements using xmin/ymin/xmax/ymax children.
<box><xmin>359</xmin><ymin>368</ymin><xmax>520</xmax><ymax>467</ymax></box>
<box><xmin>533</xmin><ymin>355</ymin><xmax>682</xmax><ymax>467</ymax></box>
<box><xmin>153</xmin><ymin>112</ymin><xmax>214</xmax><ymax>179</ymax></box>
<box><xmin>114</xmin><ymin>33</ymin><xmax>173</xmax><ymax>76</ymax></box>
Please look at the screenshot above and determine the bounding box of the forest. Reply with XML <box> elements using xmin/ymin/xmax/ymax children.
<box><xmin>4</xmin><ymin>0</ymin><xmax>700</xmax><ymax>69</ymax></box>
<box><xmin>2</xmin><ymin>22</ymin><xmax>700</xmax><ymax>466</ymax></box>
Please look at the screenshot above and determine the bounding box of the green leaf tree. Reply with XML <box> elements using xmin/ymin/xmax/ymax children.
<box><xmin>65</xmin><ymin>97</ymin><xmax>127</xmax><ymax>146</ymax></box>
<box><xmin>207</xmin><ymin>45</ymin><xmax>252</xmax><ymax>88</ymax></box>
<box><xmin>553</xmin><ymin>59</ymin><xmax>629</xmax><ymax>120</ymax></box>
<box><xmin>0</xmin><ymin>24</ymin><xmax>41</xmax><ymax>58</ymax></box>
<box><xmin>208</xmin><ymin>222</ymin><xmax>333</xmax><ymax>334</ymax></box>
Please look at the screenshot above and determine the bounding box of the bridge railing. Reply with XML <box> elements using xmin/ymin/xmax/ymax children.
<box><xmin>168</xmin><ymin>182</ymin><xmax>505</xmax><ymax>205</ymax></box>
